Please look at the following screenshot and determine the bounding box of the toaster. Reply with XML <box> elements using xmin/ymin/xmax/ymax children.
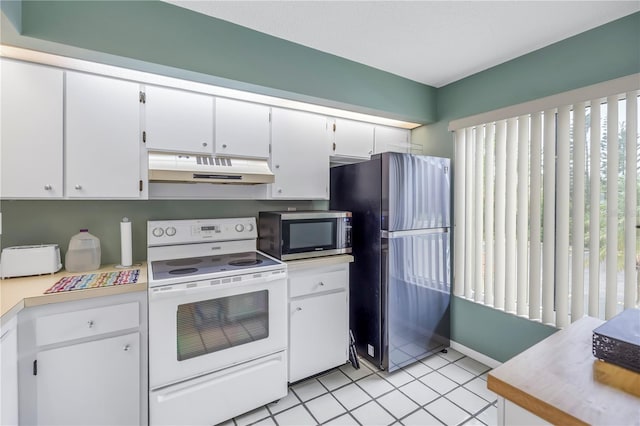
<box><xmin>0</xmin><ymin>244</ymin><xmax>62</xmax><ymax>279</ymax></box>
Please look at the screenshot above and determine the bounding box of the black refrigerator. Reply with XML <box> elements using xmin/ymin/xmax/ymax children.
<box><xmin>330</xmin><ymin>152</ymin><xmax>451</xmax><ymax>372</ymax></box>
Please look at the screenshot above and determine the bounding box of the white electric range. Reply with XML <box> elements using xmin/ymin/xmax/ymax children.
<box><xmin>147</xmin><ymin>217</ymin><xmax>288</xmax><ymax>426</ymax></box>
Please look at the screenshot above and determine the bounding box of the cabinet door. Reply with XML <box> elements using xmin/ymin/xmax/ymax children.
<box><xmin>289</xmin><ymin>291</ymin><xmax>348</xmax><ymax>382</ymax></box>
<box><xmin>1</xmin><ymin>59</ymin><xmax>63</xmax><ymax>198</ymax></box>
<box><xmin>331</xmin><ymin>119</ymin><xmax>374</xmax><ymax>159</ymax></box>
<box><xmin>1</xmin><ymin>316</ymin><xmax>18</xmax><ymax>426</ymax></box>
<box><xmin>145</xmin><ymin>85</ymin><xmax>214</xmax><ymax>154</ymax></box>
<box><xmin>36</xmin><ymin>332</ymin><xmax>140</xmax><ymax>426</ymax></box>
<box><xmin>271</xmin><ymin>109</ymin><xmax>329</xmax><ymax>199</ymax></box>
<box><xmin>215</xmin><ymin>98</ymin><xmax>270</xmax><ymax>158</ymax></box>
<box><xmin>65</xmin><ymin>72</ymin><xmax>141</xmax><ymax>198</ymax></box>
<box><xmin>374</xmin><ymin>126</ymin><xmax>410</xmax><ymax>154</ymax></box>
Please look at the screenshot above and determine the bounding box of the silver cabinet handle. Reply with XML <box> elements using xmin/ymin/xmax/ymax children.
<box><xmin>87</xmin><ymin>320</ymin><xmax>94</xmax><ymax>328</ymax></box>
<box><xmin>222</xmin><ymin>144</ymin><xmax>227</xmax><ymax>148</ymax></box>
<box><xmin>202</xmin><ymin>142</ymin><xmax>208</xmax><ymax>147</ymax></box>
<box><xmin>319</xmin><ymin>282</ymin><xmax>325</xmax><ymax>286</ymax></box>
<box><xmin>275</xmin><ymin>164</ymin><xmax>280</xmax><ymax>169</ymax></box>
<box><xmin>123</xmin><ymin>344</ymin><xmax>130</xmax><ymax>352</ymax></box>
<box><xmin>75</xmin><ymin>184</ymin><xmax>82</xmax><ymax>190</ymax></box>
<box><xmin>44</xmin><ymin>184</ymin><xmax>52</xmax><ymax>190</ymax></box>
<box><xmin>278</xmin><ymin>189</ymin><xmax>282</xmax><ymax>193</ymax></box>
<box><xmin>296</xmin><ymin>307</ymin><xmax>302</xmax><ymax>311</ymax></box>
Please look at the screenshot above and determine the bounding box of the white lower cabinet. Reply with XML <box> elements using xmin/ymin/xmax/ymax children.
<box><xmin>17</xmin><ymin>291</ymin><xmax>147</xmax><ymax>426</ymax></box>
<box><xmin>36</xmin><ymin>333</ymin><xmax>140</xmax><ymax>426</ymax></box>
<box><xmin>288</xmin><ymin>263</ymin><xmax>349</xmax><ymax>382</ymax></box>
<box><xmin>0</xmin><ymin>316</ymin><xmax>19</xmax><ymax>426</ymax></box>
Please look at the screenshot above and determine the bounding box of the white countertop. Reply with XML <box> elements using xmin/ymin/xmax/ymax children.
<box><xmin>285</xmin><ymin>254</ymin><xmax>354</xmax><ymax>271</ymax></box>
<box><xmin>1</xmin><ymin>263</ymin><xmax>147</xmax><ymax>323</ymax></box>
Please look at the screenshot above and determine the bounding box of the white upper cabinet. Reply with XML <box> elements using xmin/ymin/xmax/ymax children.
<box><xmin>0</xmin><ymin>59</ymin><xmax>64</xmax><ymax>199</ymax></box>
<box><xmin>215</xmin><ymin>98</ymin><xmax>270</xmax><ymax>159</ymax></box>
<box><xmin>374</xmin><ymin>125</ymin><xmax>410</xmax><ymax>154</ymax></box>
<box><xmin>330</xmin><ymin>118</ymin><xmax>374</xmax><ymax>160</ymax></box>
<box><xmin>65</xmin><ymin>72</ymin><xmax>142</xmax><ymax>198</ymax></box>
<box><xmin>270</xmin><ymin>108</ymin><xmax>329</xmax><ymax>199</ymax></box>
<box><xmin>144</xmin><ymin>85</ymin><xmax>214</xmax><ymax>154</ymax></box>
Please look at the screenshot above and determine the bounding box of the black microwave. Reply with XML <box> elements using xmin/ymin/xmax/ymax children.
<box><xmin>258</xmin><ymin>211</ymin><xmax>352</xmax><ymax>260</ymax></box>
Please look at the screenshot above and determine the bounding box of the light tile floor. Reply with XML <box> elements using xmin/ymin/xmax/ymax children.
<box><xmin>225</xmin><ymin>349</ymin><xmax>497</xmax><ymax>426</ymax></box>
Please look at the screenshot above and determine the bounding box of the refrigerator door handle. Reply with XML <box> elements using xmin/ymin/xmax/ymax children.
<box><xmin>380</xmin><ymin>228</ymin><xmax>449</xmax><ymax>239</ymax></box>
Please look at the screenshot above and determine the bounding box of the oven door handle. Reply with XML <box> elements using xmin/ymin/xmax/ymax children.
<box><xmin>149</xmin><ymin>271</ymin><xmax>285</xmax><ymax>300</ymax></box>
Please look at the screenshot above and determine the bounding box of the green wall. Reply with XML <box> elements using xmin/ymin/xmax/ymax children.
<box><xmin>435</xmin><ymin>12</ymin><xmax>640</xmax><ymax>361</ymax></box>
<box><xmin>1</xmin><ymin>200</ymin><xmax>326</xmax><ymax>265</ymax></box>
<box><xmin>1</xmin><ymin>0</ymin><xmax>436</xmax><ymax>124</ymax></box>
<box><xmin>452</xmin><ymin>298</ymin><xmax>557</xmax><ymax>363</ymax></box>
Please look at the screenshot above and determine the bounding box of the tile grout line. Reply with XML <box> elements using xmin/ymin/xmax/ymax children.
<box><xmin>232</xmin><ymin>351</ymin><xmax>496</xmax><ymax>426</ymax></box>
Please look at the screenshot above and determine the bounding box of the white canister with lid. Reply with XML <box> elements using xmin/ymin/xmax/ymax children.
<box><xmin>65</xmin><ymin>229</ymin><xmax>101</xmax><ymax>272</ymax></box>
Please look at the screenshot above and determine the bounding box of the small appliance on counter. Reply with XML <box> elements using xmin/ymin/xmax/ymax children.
<box><xmin>258</xmin><ymin>210</ymin><xmax>352</xmax><ymax>260</ymax></box>
<box><xmin>0</xmin><ymin>244</ymin><xmax>62</xmax><ymax>279</ymax></box>
<box><xmin>65</xmin><ymin>229</ymin><xmax>101</xmax><ymax>273</ymax></box>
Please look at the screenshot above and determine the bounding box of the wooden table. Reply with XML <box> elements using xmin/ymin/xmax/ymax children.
<box><xmin>488</xmin><ymin>316</ymin><xmax>640</xmax><ymax>425</ymax></box>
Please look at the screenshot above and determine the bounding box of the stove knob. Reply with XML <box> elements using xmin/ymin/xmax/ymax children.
<box><xmin>165</xmin><ymin>226</ymin><xmax>176</xmax><ymax>236</ymax></box>
<box><xmin>152</xmin><ymin>227</ymin><xmax>164</xmax><ymax>237</ymax></box>
<box><xmin>246</xmin><ymin>223</ymin><xmax>254</xmax><ymax>232</ymax></box>
<box><xmin>235</xmin><ymin>224</ymin><xmax>245</xmax><ymax>232</ymax></box>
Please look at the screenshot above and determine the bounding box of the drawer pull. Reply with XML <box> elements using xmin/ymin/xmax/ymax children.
<box><xmin>318</xmin><ymin>282</ymin><xmax>325</xmax><ymax>286</ymax></box>
<box><xmin>87</xmin><ymin>320</ymin><xmax>94</xmax><ymax>328</ymax></box>
<box><xmin>296</xmin><ymin>307</ymin><xmax>302</xmax><ymax>312</ymax></box>
<box><xmin>123</xmin><ymin>344</ymin><xmax>131</xmax><ymax>352</ymax></box>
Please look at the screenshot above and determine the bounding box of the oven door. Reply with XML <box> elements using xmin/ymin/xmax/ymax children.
<box><xmin>148</xmin><ymin>271</ymin><xmax>287</xmax><ymax>389</ymax></box>
<box><xmin>281</xmin><ymin>217</ymin><xmax>351</xmax><ymax>260</ymax></box>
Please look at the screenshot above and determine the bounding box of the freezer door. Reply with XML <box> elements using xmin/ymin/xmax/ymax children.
<box><xmin>381</xmin><ymin>228</ymin><xmax>451</xmax><ymax>372</ymax></box>
<box><xmin>382</xmin><ymin>153</ymin><xmax>451</xmax><ymax>231</ymax></box>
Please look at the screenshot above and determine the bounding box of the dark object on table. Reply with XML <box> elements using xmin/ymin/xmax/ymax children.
<box><xmin>592</xmin><ymin>308</ymin><xmax>640</xmax><ymax>373</ymax></box>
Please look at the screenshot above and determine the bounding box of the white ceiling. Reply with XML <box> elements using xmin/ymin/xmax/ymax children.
<box><xmin>165</xmin><ymin>1</ymin><xmax>639</xmax><ymax>88</ymax></box>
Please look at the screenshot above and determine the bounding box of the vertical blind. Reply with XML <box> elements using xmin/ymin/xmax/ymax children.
<box><xmin>453</xmin><ymin>89</ymin><xmax>639</xmax><ymax>327</ymax></box>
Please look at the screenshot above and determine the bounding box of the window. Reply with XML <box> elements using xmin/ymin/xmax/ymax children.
<box><xmin>451</xmin><ymin>77</ymin><xmax>639</xmax><ymax>327</ymax></box>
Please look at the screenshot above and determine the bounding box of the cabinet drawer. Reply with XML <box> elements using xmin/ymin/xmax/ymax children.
<box><xmin>289</xmin><ymin>269</ymin><xmax>347</xmax><ymax>298</ymax></box>
<box><xmin>36</xmin><ymin>302</ymin><xmax>139</xmax><ymax>346</ymax></box>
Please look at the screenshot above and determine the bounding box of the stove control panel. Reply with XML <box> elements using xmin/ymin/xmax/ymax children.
<box><xmin>148</xmin><ymin>217</ymin><xmax>258</xmax><ymax>246</ymax></box>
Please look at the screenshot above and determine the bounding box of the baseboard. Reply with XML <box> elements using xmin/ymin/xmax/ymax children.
<box><xmin>450</xmin><ymin>341</ymin><xmax>502</xmax><ymax>369</ymax></box>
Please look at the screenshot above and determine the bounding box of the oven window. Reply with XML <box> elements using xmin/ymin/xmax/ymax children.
<box><xmin>176</xmin><ymin>290</ymin><xmax>269</xmax><ymax>361</ymax></box>
<box><xmin>284</xmin><ymin>219</ymin><xmax>336</xmax><ymax>253</ymax></box>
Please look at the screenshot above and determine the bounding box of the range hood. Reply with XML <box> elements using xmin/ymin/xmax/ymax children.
<box><xmin>148</xmin><ymin>152</ymin><xmax>275</xmax><ymax>185</ymax></box>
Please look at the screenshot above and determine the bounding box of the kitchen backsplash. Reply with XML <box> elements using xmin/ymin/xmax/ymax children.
<box><xmin>1</xmin><ymin>200</ymin><xmax>326</xmax><ymax>265</ymax></box>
